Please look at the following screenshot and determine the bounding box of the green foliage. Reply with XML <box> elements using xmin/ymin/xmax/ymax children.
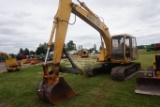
<box><xmin>23</xmin><ymin>48</ymin><xmax>29</xmax><ymax>55</ymax></box>
<box><xmin>9</xmin><ymin>54</ymin><xmax>16</xmax><ymax>58</ymax></box>
<box><xmin>137</xmin><ymin>45</ymin><xmax>145</xmax><ymax>49</ymax></box>
<box><xmin>88</xmin><ymin>48</ymin><xmax>96</xmax><ymax>53</ymax></box>
<box><xmin>66</xmin><ymin>40</ymin><xmax>76</xmax><ymax>51</ymax></box>
<box><xmin>16</xmin><ymin>48</ymin><xmax>30</xmax><ymax>60</ymax></box>
<box><xmin>0</xmin><ymin>55</ymin><xmax>7</xmax><ymax>60</ymax></box>
<box><xmin>29</xmin><ymin>50</ymin><xmax>35</xmax><ymax>55</ymax></box>
<box><xmin>17</xmin><ymin>48</ymin><xmax>30</xmax><ymax>56</ymax></box>
<box><xmin>36</xmin><ymin>42</ymin><xmax>54</xmax><ymax>55</ymax></box>
<box><xmin>19</xmin><ymin>48</ymin><xmax>24</xmax><ymax>55</ymax></box>
<box><xmin>36</xmin><ymin>43</ymin><xmax>47</xmax><ymax>55</ymax></box>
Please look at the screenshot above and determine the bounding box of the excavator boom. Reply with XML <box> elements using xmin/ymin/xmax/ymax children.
<box><xmin>36</xmin><ymin>0</ymin><xmax>111</xmax><ymax>104</ymax></box>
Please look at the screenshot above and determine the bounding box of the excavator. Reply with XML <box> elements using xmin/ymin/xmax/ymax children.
<box><xmin>81</xmin><ymin>49</ymin><xmax>89</xmax><ymax>58</ymax></box>
<box><xmin>36</xmin><ymin>0</ymin><xmax>140</xmax><ymax>104</ymax></box>
<box><xmin>135</xmin><ymin>54</ymin><xmax>160</xmax><ymax>96</ymax></box>
<box><xmin>0</xmin><ymin>52</ymin><xmax>21</xmax><ymax>72</ymax></box>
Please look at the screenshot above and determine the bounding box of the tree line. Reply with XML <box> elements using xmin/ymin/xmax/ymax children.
<box><xmin>15</xmin><ymin>40</ymin><xmax>77</xmax><ymax>60</ymax></box>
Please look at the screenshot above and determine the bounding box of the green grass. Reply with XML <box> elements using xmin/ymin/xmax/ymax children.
<box><xmin>136</xmin><ymin>49</ymin><xmax>160</xmax><ymax>70</ymax></box>
<box><xmin>0</xmin><ymin>50</ymin><xmax>160</xmax><ymax>107</ymax></box>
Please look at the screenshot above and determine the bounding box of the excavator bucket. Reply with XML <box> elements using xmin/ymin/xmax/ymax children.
<box><xmin>135</xmin><ymin>77</ymin><xmax>160</xmax><ymax>96</ymax></box>
<box><xmin>36</xmin><ymin>77</ymin><xmax>77</xmax><ymax>104</ymax></box>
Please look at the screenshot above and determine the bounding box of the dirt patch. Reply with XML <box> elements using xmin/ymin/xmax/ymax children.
<box><xmin>61</xmin><ymin>54</ymin><xmax>99</xmax><ymax>68</ymax></box>
<box><xmin>0</xmin><ymin>63</ymin><xmax>7</xmax><ymax>73</ymax></box>
<box><xmin>0</xmin><ymin>54</ymin><xmax>99</xmax><ymax>73</ymax></box>
<box><xmin>0</xmin><ymin>103</ymin><xmax>11</xmax><ymax>107</ymax></box>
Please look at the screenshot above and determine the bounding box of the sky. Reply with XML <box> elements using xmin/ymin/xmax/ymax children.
<box><xmin>0</xmin><ymin>0</ymin><xmax>160</xmax><ymax>54</ymax></box>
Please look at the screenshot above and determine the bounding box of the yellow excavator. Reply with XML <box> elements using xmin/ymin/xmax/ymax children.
<box><xmin>36</xmin><ymin>0</ymin><xmax>140</xmax><ymax>104</ymax></box>
<box><xmin>0</xmin><ymin>52</ymin><xmax>21</xmax><ymax>72</ymax></box>
<box><xmin>81</xmin><ymin>49</ymin><xmax>89</xmax><ymax>58</ymax></box>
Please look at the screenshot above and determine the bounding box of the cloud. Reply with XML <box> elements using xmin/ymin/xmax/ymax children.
<box><xmin>0</xmin><ymin>0</ymin><xmax>160</xmax><ymax>54</ymax></box>
<box><xmin>137</xmin><ymin>34</ymin><xmax>160</xmax><ymax>45</ymax></box>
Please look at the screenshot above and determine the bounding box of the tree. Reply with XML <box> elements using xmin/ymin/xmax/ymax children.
<box><xmin>94</xmin><ymin>44</ymin><xmax>97</xmax><ymax>51</ymax></box>
<box><xmin>88</xmin><ymin>48</ymin><xmax>95</xmax><ymax>53</ymax></box>
<box><xmin>30</xmin><ymin>50</ymin><xmax>35</xmax><ymax>55</ymax></box>
<box><xmin>36</xmin><ymin>46</ymin><xmax>46</xmax><ymax>55</ymax></box>
<box><xmin>17</xmin><ymin>48</ymin><xmax>30</xmax><ymax>60</ymax></box>
<box><xmin>19</xmin><ymin>48</ymin><xmax>24</xmax><ymax>55</ymax></box>
<box><xmin>9</xmin><ymin>54</ymin><xmax>16</xmax><ymax>58</ymax></box>
<box><xmin>137</xmin><ymin>45</ymin><xmax>145</xmax><ymax>49</ymax></box>
<box><xmin>66</xmin><ymin>40</ymin><xmax>76</xmax><ymax>51</ymax></box>
<box><xmin>78</xmin><ymin>45</ymin><xmax>83</xmax><ymax>51</ymax></box>
<box><xmin>24</xmin><ymin>48</ymin><xmax>29</xmax><ymax>55</ymax></box>
<box><xmin>36</xmin><ymin>42</ymin><xmax>54</xmax><ymax>55</ymax></box>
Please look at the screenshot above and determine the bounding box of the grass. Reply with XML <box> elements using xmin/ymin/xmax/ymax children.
<box><xmin>0</xmin><ymin>49</ymin><xmax>160</xmax><ymax>107</ymax></box>
<box><xmin>136</xmin><ymin>49</ymin><xmax>160</xmax><ymax>70</ymax></box>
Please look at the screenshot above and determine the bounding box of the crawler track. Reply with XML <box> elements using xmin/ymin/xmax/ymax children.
<box><xmin>111</xmin><ymin>62</ymin><xmax>141</xmax><ymax>81</ymax></box>
<box><xmin>85</xmin><ymin>62</ymin><xmax>141</xmax><ymax>81</ymax></box>
<box><xmin>84</xmin><ymin>63</ymin><xmax>114</xmax><ymax>77</ymax></box>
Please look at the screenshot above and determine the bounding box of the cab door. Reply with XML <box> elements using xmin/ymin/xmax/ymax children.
<box><xmin>131</xmin><ymin>37</ymin><xmax>138</xmax><ymax>59</ymax></box>
<box><xmin>125</xmin><ymin>36</ymin><xmax>131</xmax><ymax>59</ymax></box>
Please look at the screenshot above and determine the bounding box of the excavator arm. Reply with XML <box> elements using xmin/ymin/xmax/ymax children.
<box><xmin>49</xmin><ymin>0</ymin><xmax>111</xmax><ymax>73</ymax></box>
<box><xmin>47</xmin><ymin>0</ymin><xmax>111</xmax><ymax>67</ymax></box>
<box><xmin>71</xmin><ymin>1</ymin><xmax>111</xmax><ymax>60</ymax></box>
<box><xmin>0</xmin><ymin>52</ymin><xmax>12</xmax><ymax>59</ymax></box>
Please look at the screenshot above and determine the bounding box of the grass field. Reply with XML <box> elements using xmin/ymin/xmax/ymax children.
<box><xmin>0</xmin><ymin>50</ymin><xmax>160</xmax><ymax>107</ymax></box>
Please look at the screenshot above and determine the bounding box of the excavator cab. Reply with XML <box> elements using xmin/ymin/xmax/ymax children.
<box><xmin>111</xmin><ymin>34</ymin><xmax>138</xmax><ymax>61</ymax></box>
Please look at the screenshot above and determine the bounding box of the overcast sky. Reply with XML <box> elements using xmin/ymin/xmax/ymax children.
<box><xmin>0</xmin><ymin>0</ymin><xmax>160</xmax><ymax>54</ymax></box>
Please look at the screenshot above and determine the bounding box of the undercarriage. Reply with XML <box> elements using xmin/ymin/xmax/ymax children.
<box><xmin>85</xmin><ymin>62</ymin><xmax>141</xmax><ymax>81</ymax></box>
